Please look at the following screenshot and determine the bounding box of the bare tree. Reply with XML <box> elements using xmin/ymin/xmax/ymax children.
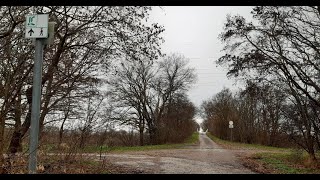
<box><xmin>107</xmin><ymin>59</ymin><xmax>153</xmax><ymax>146</ymax></box>
<box><xmin>0</xmin><ymin>6</ymin><xmax>164</xmax><ymax>171</ymax></box>
<box><xmin>0</xmin><ymin>7</ymin><xmax>33</xmax><ymax>164</ymax></box>
<box><xmin>108</xmin><ymin>53</ymin><xmax>197</xmax><ymax>145</ymax></box>
<box><xmin>77</xmin><ymin>90</ymin><xmax>104</xmax><ymax>149</ymax></box>
<box><xmin>217</xmin><ymin>6</ymin><xmax>320</xmax><ymax>162</ymax></box>
<box><xmin>147</xmin><ymin>54</ymin><xmax>197</xmax><ymax>144</ymax></box>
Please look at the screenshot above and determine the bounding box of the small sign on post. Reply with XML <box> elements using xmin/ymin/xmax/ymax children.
<box><xmin>229</xmin><ymin>121</ymin><xmax>233</xmax><ymax>128</ymax></box>
<box><xmin>25</xmin><ymin>14</ymin><xmax>48</xmax><ymax>38</ymax></box>
<box><xmin>229</xmin><ymin>121</ymin><xmax>234</xmax><ymax>141</ymax></box>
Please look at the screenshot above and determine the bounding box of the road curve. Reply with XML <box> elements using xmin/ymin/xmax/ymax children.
<box><xmin>98</xmin><ymin>133</ymin><xmax>255</xmax><ymax>174</ymax></box>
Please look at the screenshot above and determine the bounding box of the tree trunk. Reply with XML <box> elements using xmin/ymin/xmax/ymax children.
<box><xmin>7</xmin><ymin>92</ymin><xmax>23</xmax><ymax>154</ymax></box>
<box><xmin>7</xmin><ymin>106</ymin><xmax>32</xmax><ymax>154</ymax></box>
<box><xmin>79</xmin><ymin>129</ymin><xmax>86</xmax><ymax>149</ymax></box>
<box><xmin>59</xmin><ymin>119</ymin><xmax>66</xmax><ymax>145</ymax></box>
<box><xmin>139</xmin><ymin>128</ymin><xmax>144</xmax><ymax>146</ymax></box>
<box><xmin>7</xmin><ymin>132</ymin><xmax>23</xmax><ymax>154</ymax></box>
<box><xmin>59</xmin><ymin>104</ymin><xmax>70</xmax><ymax>145</ymax></box>
<box><xmin>0</xmin><ymin>115</ymin><xmax>5</xmax><ymax>172</ymax></box>
<box><xmin>149</xmin><ymin>130</ymin><xmax>155</xmax><ymax>145</ymax></box>
<box><xmin>7</xmin><ymin>87</ymin><xmax>32</xmax><ymax>154</ymax></box>
<box><xmin>307</xmin><ymin>148</ymin><xmax>317</xmax><ymax>166</ymax></box>
<box><xmin>306</xmin><ymin>135</ymin><xmax>317</xmax><ymax>164</ymax></box>
<box><xmin>149</xmin><ymin>126</ymin><xmax>158</xmax><ymax>145</ymax></box>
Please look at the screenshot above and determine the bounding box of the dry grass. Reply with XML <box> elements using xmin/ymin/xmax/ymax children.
<box><xmin>240</xmin><ymin>155</ymin><xmax>275</xmax><ymax>174</ymax></box>
<box><xmin>1</xmin><ymin>152</ymin><xmax>146</xmax><ymax>174</ymax></box>
<box><xmin>206</xmin><ymin>133</ymin><xmax>320</xmax><ymax>174</ymax></box>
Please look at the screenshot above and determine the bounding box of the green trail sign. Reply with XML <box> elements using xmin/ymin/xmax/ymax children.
<box><xmin>25</xmin><ymin>14</ymin><xmax>48</xmax><ymax>38</ymax></box>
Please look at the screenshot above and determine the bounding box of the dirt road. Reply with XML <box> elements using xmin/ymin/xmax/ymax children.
<box><xmin>99</xmin><ymin>133</ymin><xmax>255</xmax><ymax>174</ymax></box>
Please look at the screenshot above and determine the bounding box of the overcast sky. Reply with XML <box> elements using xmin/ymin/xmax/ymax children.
<box><xmin>148</xmin><ymin>6</ymin><xmax>254</xmax><ymax>123</ymax></box>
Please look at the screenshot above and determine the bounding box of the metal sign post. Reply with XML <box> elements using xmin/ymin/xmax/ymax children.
<box><xmin>28</xmin><ymin>38</ymin><xmax>45</xmax><ymax>174</ymax></box>
<box><xmin>25</xmin><ymin>14</ymin><xmax>49</xmax><ymax>174</ymax></box>
<box><xmin>229</xmin><ymin>121</ymin><xmax>234</xmax><ymax>141</ymax></box>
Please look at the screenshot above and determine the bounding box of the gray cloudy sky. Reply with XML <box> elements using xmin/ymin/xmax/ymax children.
<box><xmin>148</xmin><ymin>6</ymin><xmax>254</xmax><ymax>117</ymax></box>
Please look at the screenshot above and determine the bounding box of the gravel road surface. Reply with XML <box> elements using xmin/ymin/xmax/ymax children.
<box><xmin>99</xmin><ymin>133</ymin><xmax>255</xmax><ymax>174</ymax></box>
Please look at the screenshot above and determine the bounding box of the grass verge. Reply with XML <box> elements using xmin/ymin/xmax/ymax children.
<box><xmin>206</xmin><ymin>132</ymin><xmax>320</xmax><ymax>174</ymax></box>
<box><xmin>4</xmin><ymin>132</ymin><xmax>200</xmax><ymax>174</ymax></box>
<box><xmin>91</xmin><ymin>132</ymin><xmax>199</xmax><ymax>153</ymax></box>
<box><xmin>206</xmin><ymin>132</ymin><xmax>287</xmax><ymax>152</ymax></box>
<box><xmin>46</xmin><ymin>132</ymin><xmax>200</xmax><ymax>153</ymax></box>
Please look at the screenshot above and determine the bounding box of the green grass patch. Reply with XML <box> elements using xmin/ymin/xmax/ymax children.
<box><xmin>108</xmin><ymin>143</ymin><xmax>183</xmax><ymax>153</ymax></box>
<box><xmin>206</xmin><ymin>132</ymin><xmax>320</xmax><ymax>174</ymax></box>
<box><xmin>183</xmin><ymin>132</ymin><xmax>199</xmax><ymax>145</ymax></box>
<box><xmin>41</xmin><ymin>132</ymin><xmax>199</xmax><ymax>154</ymax></box>
<box><xmin>40</xmin><ymin>143</ymin><xmax>56</xmax><ymax>152</ymax></box>
<box><xmin>82</xmin><ymin>143</ymin><xmax>176</xmax><ymax>153</ymax></box>
<box><xmin>82</xmin><ymin>132</ymin><xmax>200</xmax><ymax>153</ymax></box>
<box><xmin>254</xmin><ymin>152</ymin><xmax>320</xmax><ymax>174</ymax></box>
<box><xmin>206</xmin><ymin>132</ymin><xmax>287</xmax><ymax>152</ymax></box>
